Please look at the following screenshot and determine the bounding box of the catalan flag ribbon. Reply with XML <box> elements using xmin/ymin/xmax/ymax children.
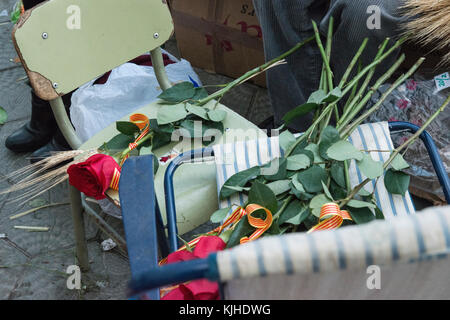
<box><xmin>109</xmin><ymin>168</ymin><xmax>121</xmax><ymax>191</ymax></box>
<box><xmin>120</xmin><ymin>114</ymin><xmax>151</xmax><ymax>166</ymax></box>
<box><xmin>239</xmin><ymin>204</ymin><xmax>273</xmax><ymax>244</ymax></box>
<box><xmin>307</xmin><ymin>203</ymin><xmax>352</xmax><ymax>233</ymax></box>
<box><xmin>158</xmin><ymin>205</ymin><xmax>274</xmax><ymax>265</ymax></box>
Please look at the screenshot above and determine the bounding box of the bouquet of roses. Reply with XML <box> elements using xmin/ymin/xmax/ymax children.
<box><xmin>164</xmin><ymin>19</ymin><xmax>449</xmax><ymax>255</ymax></box>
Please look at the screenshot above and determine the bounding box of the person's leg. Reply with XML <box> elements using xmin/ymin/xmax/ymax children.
<box><xmin>253</xmin><ymin>0</ymin><xmax>329</xmax><ymax>132</ymax></box>
<box><xmin>321</xmin><ymin>0</ymin><xmax>406</xmax><ymax>86</ymax></box>
<box><xmin>6</xmin><ymin>0</ymin><xmax>72</xmax><ymax>156</ymax></box>
<box><xmin>254</xmin><ymin>0</ymin><xmax>405</xmax><ymax>132</ymax></box>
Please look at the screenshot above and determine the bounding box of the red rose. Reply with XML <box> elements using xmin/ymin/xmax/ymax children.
<box><xmin>67</xmin><ymin>154</ymin><xmax>121</xmax><ymax>200</ymax></box>
<box><xmin>162</xmin><ymin>236</ymin><xmax>226</xmax><ymax>300</ymax></box>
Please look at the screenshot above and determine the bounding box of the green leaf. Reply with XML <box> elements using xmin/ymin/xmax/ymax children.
<box><xmin>263</xmin><ymin>158</ymin><xmax>287</xmax><ymax>181</ymax></box>
<box><xmin>158</xmin><ymin>82</ymin><xmax>196</xmax><ymax>103</ymax></box>
<box><xmin>309</xmin><ymin>194</ymin><xmax>333</xmax><ymax>217</ymax></box>
<box><xmin>357</xmin><ymin>188</ymin><xmax>372</xmax><ymax>197</ymax></box>
<box><xmin>318</xmin><ymin>126</ymin><xmax>340</xmax><ymax>159</ymax></box>
<box><xmin>179</xmin><ymin>119</ymin><xmax>204</xmax><ymax>138</ymax></box>
<box><xmin>375</xmin><ymin>206</ymin><xmax>384</xmax><ymax>220</ymax></box>
<box><xmin>179</xmin><ymin>119</ymin><xmax>224</xmax><ymax>139</ymax></box>
<box><xmin>207</xmin><ymin>109</ymin><xmax>227</xmax><ymax>122</ymax></box>
<box><xmin>327</xmin><ymin>140</ymin><xmax>363</xmax><ymax>161</ymax></box>
<box><xmin>290</xmin><ymin>179</ymin><xmax>314</xmax><ymax>201</ymax></box>
<box><xmin>279</xmin><ymin>200</ymin><xmax>310</xmax><ymax>226</ymax></box>
<box><xmin>390</xmin><ymin>153</ymin><xmax>410</xmax><ymax>171</ymax></box>
<box><xmin>210</xmin><ymin>207</ymin><xmax>231</xmax><ymax>223</ymax></box>
<box><xmin>329</xmin><ymin>180</ymin><xmax>347</xmax><ymax>200</ymax></box>
<box><xmin>279</xmin><ymin>130</ymin><xmax>297</xmax><ymax>153</ymax></box>
<box><xmin>307</xmin><ymin>90</ymin><xmax>327</xmax><ymax>104</ymax></box>
<box><xmin>348</xmin><ymin>207</ymin><xmax>375</xmax><ymax>224</ymax></box>
<box><xmin>282</xmin><ymin>103</ymin><xmax>318</xmax><ymax>124</ymax></box>
<box><xmin>0</xmin><ymin>106</ymin><xmax>7</xmax><ymax>125</ymax></box>
<box><xmin>321</xmin><ymin>181</ymin><xmax>334</xmax><ymax>201</ymax></box>
<box><xmin>286</xmin><ymin>154</ymin><xmax>310</xmax><ymax>171</ymax></box>
<box><xmin>149</xmin><ymin>119</ymin><xmax>174</xmax><ymax>134</ymax></box>
<box><xmin>384</xmin><ymin>169</ymin><xmax>410</xmax><ymax>195</ymax></box>
<box><xmin>356</xmin><ymin>153</ymin><xmax>384</xmax><ymax>179</ymax></box>
<box><xmin>290</xmin><ymin>148</ymin><xmax>314</xmax><ymax>163</ymax></box>
<box><xmin>330</xmin><ymin>162</ymin><xmax>346</xmax><ymax>188</ymax></box>
<box><xmin>157</xmin><ymin>104</ymin><xmax>189</xmax><ymax>125</ymax></box>
<box><xmin>323</xmin><ymin>87</ymin><xmax>343</xmax><ymax>103</ymax></box>
<box><xmin>305</xmin><ymin>143</ymin><xmax>325</xmax><ymax>166</ymax></box>
<box><xmin>218</xmin><ymin>228</ymin><xmax>234</xmax><ymax>244</ymax></box>
<box><xmin>297</xmin><ymin>165</ymin><xmax>328</xmax><ymax>193</ymax></box>
<box><xmin>347</xmin><ymin>199</ymin><xmax>376</xmax><ymax>209</ymax></box>
<box><xmin>101</xmin><ymin>134</ymin><xmax>134</xmax><ymax>151</ymax></box>
<box><xmin>248</xmin><ymin>181</ymin><xmax>278</xmax><ymax>213</ymax></box>
<box><xmin>186</xmin><ymin>104</ymin><xmax>209</xmax><ymax>120</ymax></box>
<box><xmin>227</xmin><ymin>217</ymin><xmax>255</xmax><ymax>248</ymax></box>
<box><xmin>266</xmin><ymin>180</ymin><xmax>291</xmax><ymax>196</ymax></box>
<box><xmin>291</xmin><ymin>174</ymin><xmax>306</xmax><ymax>192</ymax></box>
<box><xmin>152</xmin><ymin>132</ymin><xmax>172</xmax><ymax>151</ymax></box>
<box><xmin>220</xmin><ymin>166</ymin><xmax>261</xmax><ymax>199</ymax></box>
<box><xmin>191</xmin><ymin>87</ymin><xmax>209</xmax><ymax>101</ymax></box>
<box><xmin>116</xmin><ymin>121</ymin><xmax>140</xmax><ymax>136</ymax></box>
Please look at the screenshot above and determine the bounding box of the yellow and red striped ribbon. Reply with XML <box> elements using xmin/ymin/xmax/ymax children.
<box><xmin>109</xmin><ymin>168</ymin><xmax>121</xmax><ymax>191</ymax></box>
<box><xmin>239</xmin><ymin>204</ymin><xmax>273</xmax><ymax>244</ymax></box>
<box><xmin>119</xmin><ymin>114</ymin><xmax>151</xmax><ymax>166</ymax></box>
<box><xmin>158</xmin><ymin>206</ymin><xmax>247</xmax><ymax>265</ymax></box>
<box><xmin>307</xmin><ymin>203</ymin><xmax>352</xmax><ymax>233</ymax></box>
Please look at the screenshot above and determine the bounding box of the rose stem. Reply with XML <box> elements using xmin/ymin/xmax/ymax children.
<box><xmin>272</xmin><ymin>195</ymin><xmax>294</xmax><ymax>221</ymax></box>
<box><xmin>320</xmin><ymin>37</ymin><xmax>369</xmax><ymax>133</ymax></box>
<box><xmin>338</xmin><ymin>38</ymin><xmax>369</xmax><ymax>88</ymax></box>
<box><xmin>339</xmin><ymin>93</ymin><xmax>449</xmax><ymax>208</ymax></box>
<box><xmin>196</xmin><ymin>36</ymin><xmax>315</xmax><ymax>106</ymax></box>
<box><xmin>120</xmin><ymin>132</ymin><xmax>155</xmax><ymax>160</ymax></box>
<box><xmin>312</xmin><ymin>20</ymin><xmax>333</xmax><ymax>90</ymax></box>
<box><xmin>340</xmin><ymin>57</ymin><xmax>425</xmax><ymax>139</ymax></box>
<box><xmin>340</xmin><ymin>38</ymin><xmax>390</xmax><ymax>122</ymax></box>
<box><xmin>285</xmin><ymin>39</ymin><xmax>407</xmax><ymax>157</ymax></box>
<box><xmin>338</xmin><ymin>53</ymin><xmax>407</xmax><ymax>134</ymax></box>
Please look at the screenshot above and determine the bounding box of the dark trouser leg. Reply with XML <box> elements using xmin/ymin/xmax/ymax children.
<box><xmin>253</xmin><ymin>0</ymin><xmax>405</xmax><ymax>132</ymax></box>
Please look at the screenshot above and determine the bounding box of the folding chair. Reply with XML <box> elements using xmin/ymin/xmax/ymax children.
<box><xmin>12</xmin><ymin>0</ymin><xmax>263</xmax><ymax>271</ymax></box>
<box><xmin>125</xmin><ymin>121</ymin><xmax>450</xmax><ymax>299</ymax></box>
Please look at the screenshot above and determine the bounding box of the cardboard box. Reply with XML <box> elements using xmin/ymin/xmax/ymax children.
<box><xmin>169</xmin><ymin>0</ymin><xmax>267</xmax><ymax>87</ymax></box>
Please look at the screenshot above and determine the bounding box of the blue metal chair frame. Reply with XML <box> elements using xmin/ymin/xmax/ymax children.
<box><xmin>122</xmin><ymin>122</ymin><xmax>450</xmax><ymax>298</ymax></box>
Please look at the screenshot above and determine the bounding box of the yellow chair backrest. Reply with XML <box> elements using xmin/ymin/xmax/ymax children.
<box><xmin>12</xmin><ymin>0</ymin><xmax>174</xmax><ymax>100</ymax></box>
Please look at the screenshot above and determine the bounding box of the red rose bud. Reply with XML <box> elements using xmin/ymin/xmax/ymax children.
<box><xmin>67</xmin><ymin>154</ymin><xmax>121</xmax><ymax>200</ymax></box>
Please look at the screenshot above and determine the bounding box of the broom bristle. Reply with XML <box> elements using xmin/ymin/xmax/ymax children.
<box><xmin>402</xmin><ymin>0</ymin><xmax>450</xmax><ymax>66</ymax></box>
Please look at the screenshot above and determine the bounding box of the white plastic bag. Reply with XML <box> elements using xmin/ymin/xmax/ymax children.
<box><xmin>70</xmin><ymin>51</ymin><xmax>202</xmax><ymax>143</ymax></box>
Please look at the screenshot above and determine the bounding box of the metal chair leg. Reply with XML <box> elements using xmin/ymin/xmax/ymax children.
<box><xmin>69</xmin><ymin>183</ymin><xmax>90</xmax><ymax>271</ymax></box>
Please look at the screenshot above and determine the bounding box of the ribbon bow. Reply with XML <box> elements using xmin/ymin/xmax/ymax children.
<box><xmin>159</xmin><ymin>204</ymin><xmax>273</xmax><ymax>265</ymax></box>
<box><xmin>119</xmin><ymin>114</ymin><xmax>151</xmax><ymax>167</ymax></box>
<box><xmin>308</xmin><ymin>203</ymin><xmax>352</xmax><ymax>233</ymax></box>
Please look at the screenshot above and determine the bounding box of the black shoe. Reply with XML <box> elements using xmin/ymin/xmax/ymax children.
<box><xmin>6</xmin><ymin>90</ymin><xmax>73</xmax><ymax>153</ymax></box>
<box><xmin>29</xmin><ymin>127</ymin><xmax>72</xmax><ymax>164</ymax></box>
<box><xmin>5</xmin><ymin>91</ymin><xmax>56</xmax><ymax>152</ymax></box>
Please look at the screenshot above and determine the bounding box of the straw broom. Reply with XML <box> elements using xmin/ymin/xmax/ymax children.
<box><xmin>402</xmin><ymin>0</ymin><xmax>450</xmax><ymax>65</ymax></box>
<box><xmin>0</xmin><ymin>149</ymin><xmax>97</xmax><ymax>204</ymax></box>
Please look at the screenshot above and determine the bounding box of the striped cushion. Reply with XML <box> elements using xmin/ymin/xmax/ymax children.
<box><xmin>216</xmin><ymin>205</ymin><xmax>450</xmax><ymax>281</ymax></box>
<box><xmin>213</xmin><ymin>121</ymin><xmax>415</xmax><ymax>219</ymax></box>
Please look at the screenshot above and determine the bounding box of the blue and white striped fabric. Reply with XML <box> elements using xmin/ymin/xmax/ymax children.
<box><xmin>212</xmin><ymin>121</ymin><xmax>415</xmax><ymax>219</ymax></box>
<box><xmin>216</xmin><ymin>205</ymin><xmax>450</xmax><ymax>281</ymax></box>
